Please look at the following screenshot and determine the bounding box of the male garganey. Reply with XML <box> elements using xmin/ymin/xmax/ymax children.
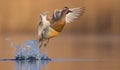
<box><xmin>38</xmin><ymin>7</ymin><xmax>84</xmax><ymax>48</ymax></box>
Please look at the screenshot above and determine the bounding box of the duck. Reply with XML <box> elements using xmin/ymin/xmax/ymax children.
<box><xmin>38</xmin><ymin>7</ymin><xmax>84</xmax><ymax>48</ymax></box>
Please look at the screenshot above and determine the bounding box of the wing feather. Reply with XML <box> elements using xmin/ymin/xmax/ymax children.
<box><xmin>66</xmin><ymin>7</ymin><xmax>85</xmax><ymax>23</ymax></box>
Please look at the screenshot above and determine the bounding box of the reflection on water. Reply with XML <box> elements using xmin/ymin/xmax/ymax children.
<box><xmin>14</xmin><ymin>58</ymin><xmax>104</xmax><ymax>70</ymax></box>
<box><xmin>15</xmin><ymin>60</ymin><xmax>49</xmax><ymax>70</ymax></box>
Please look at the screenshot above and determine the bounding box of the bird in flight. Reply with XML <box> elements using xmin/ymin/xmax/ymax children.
<box><xmin>38</xmin><ymin>7</ymin><xmax>84</xmax><ymax>49</ymax></box>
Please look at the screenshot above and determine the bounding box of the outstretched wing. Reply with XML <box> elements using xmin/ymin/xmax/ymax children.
<box><xmin>65</xmin><ymin>7</ymin><xmax>85</xmax><ymax>23</ymax></box>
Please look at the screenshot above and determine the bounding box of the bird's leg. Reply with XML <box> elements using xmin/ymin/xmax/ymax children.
<box><xmin>44</xmin><ymin>39</ymin><xmax>50</xmax><ymax>56</ymax></box>
<box><xmin>39</xmin><ymin>38</ymin><xmax>42</xmax><ymax>48</ymax></box>
<box><xmin>39</xmin><ymin>43</ymin><xmax>42</xmax><ymax>48</ymax></box>
<box><xmin>44</xmin><ymin>39</ymin><xmax>49</xmax><ymax>47</ymax></box>
<box><xmin>39</xmin><ymin>41</ymin><xmax>44</xmax><ymax>48</ymax></box>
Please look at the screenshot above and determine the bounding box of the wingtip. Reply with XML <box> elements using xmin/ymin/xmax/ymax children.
<box><xmin>79</xmin><ymin>7</ymin><xmax>85</xmax><ymax>16</ymax></box>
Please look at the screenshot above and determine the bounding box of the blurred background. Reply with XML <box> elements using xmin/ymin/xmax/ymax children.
<box><xmin>0</xmin><ymin>0</ymin><xmax>120</xmax><ymax>34</ymax></box>
<box><xmin>0</xmin><ymin>0</ymin><xmax>120</xmax><ymax>70</ymax></box>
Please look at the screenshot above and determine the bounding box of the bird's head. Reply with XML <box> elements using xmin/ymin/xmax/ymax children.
<box><xmin>62</xmin><ymin>7</ymin><xmax>72</xmax><ymax>14</ymax></box>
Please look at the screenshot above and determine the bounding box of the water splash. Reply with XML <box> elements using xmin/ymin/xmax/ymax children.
<box><xmin>5</xmin><ymin>38</ymin><xmax>50</xmax><ymax>60</ymax></box>
<box><xmin>15</xmin><ymin>40</ymin><xmax>50</xmax><ymax>60</ymax></box>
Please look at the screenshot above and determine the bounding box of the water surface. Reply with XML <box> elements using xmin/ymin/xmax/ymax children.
<box><xmin>0</xmin><ymin>34</ymin><xmax>120</xmax><ymax>70</ymax></box>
